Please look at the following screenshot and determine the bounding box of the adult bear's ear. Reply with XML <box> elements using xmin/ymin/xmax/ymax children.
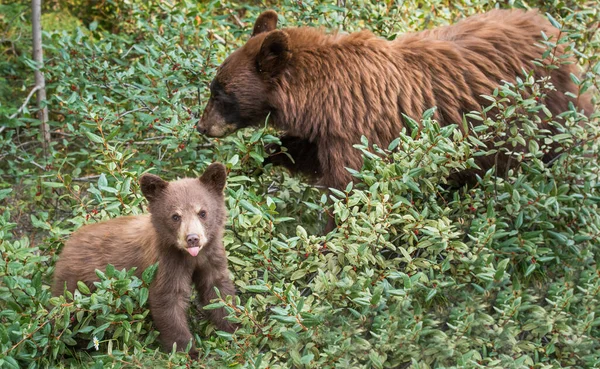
<box><xmin>140</xmin><ymin>174</ymin><xmax>168</xmax><ymax>202</ymax></box>
<box><xmin>257</xmin><ymin>30</ymin><xmax>291</xmax><ymax>77</ymax></box>
<box><xmin>252</xmin><ymin>10</ymin><xmax>278</xmax><ymax>37</ymax></box>
<box><xmin>200</xmin><ymin>162</ymin><xmax>227</xmax><ymax>193</ymax></box>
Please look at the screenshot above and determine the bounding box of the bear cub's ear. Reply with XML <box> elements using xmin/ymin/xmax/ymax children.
<box><xmin>252</xmin><ymin>10</ymin><xmax>278</xmax><ymax>37</ymax></box>
<box><xmin>257</xmin><ymin>30</ymin><xmax>291</xmax><ymax>77</ymax></box>
<box><xmin>200</xmin><ymin>163</ymin><xmax>227</xmax><ymax>193</ymax></box>
<box><xmin>140</xmin><ymin>174</ymin><xmax>169</xmax><ymax>202</ymax></box>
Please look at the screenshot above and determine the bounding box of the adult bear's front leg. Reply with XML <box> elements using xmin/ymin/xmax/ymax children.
<box><xmin>317</xmin><ymin>138</ymin><xmax>364</xmax><ymax>233</ymax></box>
<box><xmin>264</xmin><ymin>135</ymin><xmax>322</xmax><ymax>179</ymax></box>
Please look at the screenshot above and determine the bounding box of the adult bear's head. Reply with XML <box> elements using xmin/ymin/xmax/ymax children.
<box><xmin>197</xmin><ymin>10</ymin><xmax>291</xmax><ymax>137</ymax></box>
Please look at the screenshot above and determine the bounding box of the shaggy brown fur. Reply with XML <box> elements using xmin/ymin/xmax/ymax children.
<box><xmin>52</xmin><ymin>163</ymin><xmax>236</xmax><ymax>356</ymax></box>
<box><xmin>198</xmin><ymin>9</ymin><xmax>592</xmax><ymax>191</ymax></box>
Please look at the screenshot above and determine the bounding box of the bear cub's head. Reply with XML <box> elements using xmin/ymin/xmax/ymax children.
<box><xmin>197</xmin><ymin>10</ymin><xmax>290</xmax><ymax>137</ymax></box>
<box><xmin>139</xmin><ymin>163</ymin><xmax>227</xmax><ymax>256</ymax></box>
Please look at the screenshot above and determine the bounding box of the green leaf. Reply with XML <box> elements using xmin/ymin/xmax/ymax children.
<box><xmin>124</xmin><ymin>297</ymin><xmax>134</xmax><ymax>315</ymax></box>
<box><xmin>296</xmin><ymin>225</ymin><xmax>308</xmax><ymax>239</ymax></box>
<box><xmin>545</xmin><ymin>13</ymin><xmax>562</xmax><ymax>29</ymax></box>
<box><xmin>228</xmin><ymin>255</ymin><xmax>248</xmax><ymax>266</ymax></box>
<box><xmin>92</xmin><ymin>322</ymin><xmax>112</xmax><ymax>336</ymax></box>
<box><xmin>300</xmin><ymin>353</ymin><xmax>314</xmax><ymax>365</ymax></box>
<box><xmin>0</xmin><ymin>356</ymin><xmax>20</xmax><ymax>369</ymax></box>
<box><xmin>329</xmin><ymin>188</ymin><xmax>346</xmax><ymax>198</ymax></box>
<box><xmin>77</xmin><ymin>281</ymin><xmax>91</xmax><ymax>295</ymax></box>
<box><xmin>105</xmin><ymin>263</ymin><xmax>115</xmax><ymax>277</ymax></box>
<box><xmin>98</xmin><ymin>173</ymin><xmax>108</xmax><ymax>189</ymax></box>
<box><xmin>525</xmin><ymin>264</ymin><xmax>536</xmax><ymax>277</ymax></box>
<box><xmin>203</xmin><ymin>302</ymin><xmax>226</xmax><ymax>310</ymax></box>
<box><xmin>142</xmin><ymin>263</ymin><xmax>158</xmax><ymax>284</ymax></box>
<box><xmin>245</xmin><ymin>285</ymin><xmax>269</xmax><ymax>293</ymax></box>
<box><xmin>0</xmin><ymin>188</ymin><xmax>13</xmax><ymax>200</ymax></box>
<box><xmin>425</xmin><ymin>288</ymin><xmax>437</xmax><ymax>302</ymax></box>
<box><xmin>494</xmin><ymin>259</ymin><xmax>510</xmax><ymax>281</ymax></box>
<box><xmin>271</xmin><ymin>315</ymin><xmax>297</xmax><ymax>324</ymax></box>
<box><xmin>85</xmin><ymin>131</ymin><xmax>104</xmax><ymax>144</ymax></box>
<box><xmin>290</xmin><ymin>269</ymin><xmax>306</xmax><ymax>281</ymax></box>
<box><xmin>369</xmin><ymin>351</ymin><xmax>384</xmax><ymax>369</ymax></box>
<box><xmin>239</xmin><ymin>200</ymin><xmax>261</xmax><ymax>215</ymax></box>
<box><xmin>120</xmin><ymin>177</ymin><xmax>132</xmax><ymax>196</ymax></box>
<box><xmin>42</xmin><ymin>181</ymin><xmax>64</xmax><ymax>188</ymax></box>
<box><xmin>139</xmin><ymin>288</ymin><xmax>149</xmax><ymax>306</ymax></box>
<box><xmin>399</xmin><ymin>247</ymin><xmax>412</xmax><ymax>262</ymax></box>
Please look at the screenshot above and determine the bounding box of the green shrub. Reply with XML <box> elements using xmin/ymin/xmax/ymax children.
<box><xmin>0</xmin><ymin>0</ymin><xmax>598</xmax><ymax>368</ymax></box>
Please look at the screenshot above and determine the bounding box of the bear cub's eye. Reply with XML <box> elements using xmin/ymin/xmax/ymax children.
<box><xmin>198</xmin><ymin>210</ymin><xmax>207</xmax><ymax>219</ymax></box>
<box><xmin>172</xmin><ymin>214</ymin><xmax>181</xmax><ymax>222</ymax></box>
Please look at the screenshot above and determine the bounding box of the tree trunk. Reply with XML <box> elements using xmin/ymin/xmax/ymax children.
<box><xmin>32</xmin><ymin>0</ymin><xmax>50</xmax><ymax>152</ymax></box>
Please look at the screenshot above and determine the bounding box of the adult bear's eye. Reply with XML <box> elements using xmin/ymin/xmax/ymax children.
<box><xmin>172</xmin><ymin>214</ymin><xmax>181</xmax><ymax>222</ymax></box>
<box><xmin>198</xmin><ymin>210</ymin><xmax>207</xmax><ymax>219</ymax></box>
<box><xmin>210</xmin><ymin>80</ymin><xmax>226</xmax><ymax>99</ymax></box>
<box><xmin>209</xmin><ymin>79</ymin><xmax>241</xmax><ymax>124</ymax></box>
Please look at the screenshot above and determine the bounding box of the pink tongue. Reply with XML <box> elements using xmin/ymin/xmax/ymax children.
<box><xmin>187</xmin><ymin>247</ymin><xmax>200</xmax><ymax>257</ymax></box>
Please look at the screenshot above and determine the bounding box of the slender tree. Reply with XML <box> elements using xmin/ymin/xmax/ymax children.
<box><xmin>32</xmin><ymin>0</ymin><xmax>50</xmax><ymax>152</ymax></box>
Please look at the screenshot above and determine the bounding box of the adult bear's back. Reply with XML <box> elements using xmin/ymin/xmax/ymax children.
<box><xmin>392</xmin><ymin>9</ymin><xmax>591</xmax><ymax>128</ymax></box>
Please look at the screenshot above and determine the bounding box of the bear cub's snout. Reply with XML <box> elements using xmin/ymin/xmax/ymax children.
<box><xmin>186</xmin><ymin>233</ymin><xmax>201</xmax><ymax>256</ymax></box>
<box><xmin>187</xmin><ymin>233</ymin><xmax>200</xmax><ymax>247</ymax></box>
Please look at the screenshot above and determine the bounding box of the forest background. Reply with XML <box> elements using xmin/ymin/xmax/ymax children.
<box><xmin>0</xmin><ymin>0</ymin><xmax>599</xmax><ymax>368</ymax></box>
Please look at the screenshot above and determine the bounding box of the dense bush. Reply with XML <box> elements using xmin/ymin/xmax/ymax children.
<box><xmin>1</xmin><ymin>0</ymin><xmax>598</xmax><ymax>368</ymax></box>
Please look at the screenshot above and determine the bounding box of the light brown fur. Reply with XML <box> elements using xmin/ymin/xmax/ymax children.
<box><xmin>198</xmin><ymin>9</ymin><xmax>592</xmax><ymax>191</ymax></box>
<box><xmin>52</xmin><ymin>163</ymin><xmax>236</xmax><ymax>356</ymax></box>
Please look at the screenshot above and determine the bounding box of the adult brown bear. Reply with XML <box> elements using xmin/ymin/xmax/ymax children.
<box><xmin>197</xmin><ymin>9</ymin><xmax>592</xmax><ymax>191</ymax></box>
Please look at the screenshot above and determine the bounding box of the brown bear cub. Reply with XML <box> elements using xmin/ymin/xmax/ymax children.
<box><xmin>197</xmin><ymin>9</ymin><xmax>592</xmax><ymax>191</ymax></box>
<box><xmin>52</xmin><ymin>163</ymin><xmax>236</xmax><ymax>356</ymax></box>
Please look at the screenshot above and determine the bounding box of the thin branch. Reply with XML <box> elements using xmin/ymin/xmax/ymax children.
<box><xmin>117</xmin><ymin>107</ymin><xmax>146</xmax><ymax>119</ymax></box>
<box><xmin>130</xmin><ymin>135</ymin><xmax>168</xmax><ymax>145</ymax></box>
<box><xmin>121</xmin><ymin>44</ymin><xmax>135</xmax><ymax>58</ymax></box>
<box><xmin>32</xmin><ymin>0</ymin><xmax>51</xmax><ymax>152</ymax></box>
<box><xmin>140</xmin><ymin>135</ymin><xmax>168</xmax><ymax>141</ymax></box>
<box><xmin>267</xmin><ymin>182</ymin><xmax>280</xmax><ymax>194</ymax></box>
<box><xmin>16</xmin><ymin>156</ymin><xmax>45</xmax><ymax>171</ymax></box>
<box><xmin>2</xmin><ymin>315</ymin><xmax>55</xmax><ymax>356</ymax></box>
<box><xmin>51</xmin><ymin>131</ymin><xmax>73</xmax><ymax>137</ymax></box>
<box><xmin>0</xmin><ymin>141</ymin><xmax>37</xmax><ymax>161</ymax></box>
<box><xmin>231</xmin><ymin>13</ymin><xmax>246</xmax><ymax>28</ymax></box>
<box><xmin>158</xmin><ymin>146</ymin><xmax>166</xmax><ymax>162</ymax></box>
<box><xmin>546</xmin><ymin>134</ymin><xmax>600</xmax><ymax>166</ymax></box>
<box><xmin>207</xmin><ymin>30</ymin><xmax>226</xmax><ymax>45</ymax></box>
<box><xmin>105</xmin><ymin>82</ymin><xmax>158</xmax><ymax>114</ymax></box>
<box><xmin>72</xmin><ymin>175</ymin><xmax>101</xmax><ymax>182</ymax></box>
<box><xmin>8</xmin><ymin>85</ymin><xmax>42</xmax><ymax>120</ymax></box>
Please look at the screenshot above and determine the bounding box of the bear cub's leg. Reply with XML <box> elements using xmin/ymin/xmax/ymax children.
<box><xmin>148</xmin><ymin>266</ymin><xmax>197</xmax><ymax>356</ymax></box>
<box><xmin>193</xmin><ymin>257</ymin><xmax>238</xmax><ymax>333</ymax></box>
